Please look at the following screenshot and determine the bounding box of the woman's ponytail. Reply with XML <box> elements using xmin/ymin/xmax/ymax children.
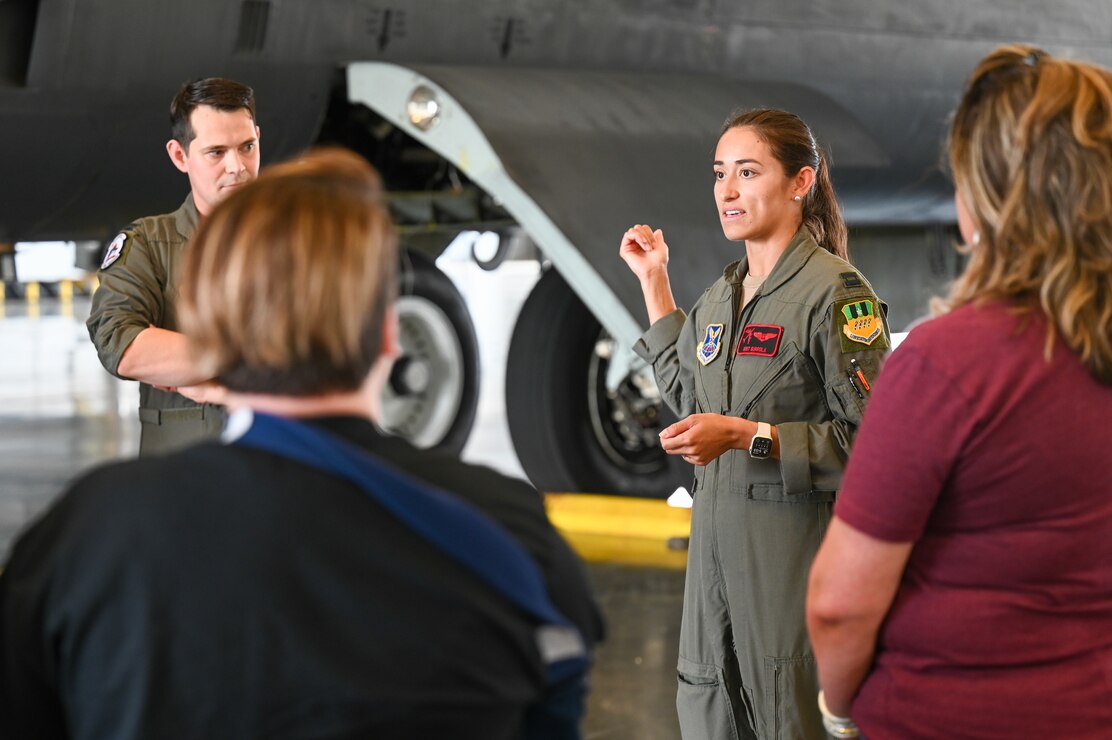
<box><xmin>804</xmin><ymin>150</ymin><xmax>848</xmax><ymax>260</ymax></box>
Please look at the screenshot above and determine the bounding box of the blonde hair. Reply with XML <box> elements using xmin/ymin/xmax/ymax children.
<box><xmin>946</xmin><ymin>44</ymin><xmax>1112</xmax><ymax>384</ymax></box>
<box><xmin>178</xmin><ymin>147</ymin><xmax>398</xmax><ymax>394</ymax></box>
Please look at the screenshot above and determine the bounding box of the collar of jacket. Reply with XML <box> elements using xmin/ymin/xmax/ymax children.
<box><xmin>175</xmin><ymin>193</ymin><xmax>200</xmax><ymax>239</ymax></box>
<box><xmin>722</xmin><ymin>226</ymin><xmax>821</xmax><ymax>296</ymax></box>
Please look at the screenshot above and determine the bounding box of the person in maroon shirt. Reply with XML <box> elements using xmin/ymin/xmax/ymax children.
<box><xmin>805</xmin><ymin>45</ymin><xmax>1112</xmax><ymax>739</ymax></box>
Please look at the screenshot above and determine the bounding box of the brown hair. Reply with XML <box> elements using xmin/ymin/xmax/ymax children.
<box><xmin>946</xmin><ymin>44</ymin><xmax>1112</xmax><ymax>384</ymax></box>
<box><xmin>170</xmin><ymin>77</ymin><xmax>256</xmax><ymax>148</ymax></box>
<box><xmin>722</xmin><ymin>108</ymin><xmax>848</xmax><ymax>259</ymax></box>
<box><xmin>178</xmin><ymin>147</ymin><xmax>398</xmax><ymax>395</ymax></box>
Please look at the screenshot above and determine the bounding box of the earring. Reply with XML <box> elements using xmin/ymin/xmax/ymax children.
<box><xmin>793</xmin><ymin>195</ymin><xmax>802</xmax><ymax>202</ymax></box>
<box><xmin>972</xmin><ymin>230</ymin><xmax>981</xmax><ymax>246</ymax></box>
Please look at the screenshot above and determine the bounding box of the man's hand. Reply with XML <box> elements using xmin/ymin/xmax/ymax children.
<box><xmin>659</xmin><ymin>413</ymin><xmax>751</xmax><ymax>466</ymax></box>
<box><xmin>175</xmin><ymin>381</ymin><xmax>229</xmax><ymax>406</ymax></box>
<box><xmin>117</xmin><ymin>326</ymin><xmax>213</xmax><ymax>387</ymax></box>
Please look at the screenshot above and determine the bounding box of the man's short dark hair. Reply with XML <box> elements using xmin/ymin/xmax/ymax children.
<box><xmin>170</xmin><ymin>77</ymin><xmax>257</xmax><ymax>149</ymax></box>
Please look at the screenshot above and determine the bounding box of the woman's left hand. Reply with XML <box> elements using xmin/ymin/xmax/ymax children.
<box><xmin>659</xmin><ymin>413</ymin><xmax>749</xmax><ymax>466</ymax></box>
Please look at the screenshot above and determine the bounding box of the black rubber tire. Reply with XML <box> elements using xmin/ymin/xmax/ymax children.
<box><xmin>505</xmin><ymin>268</ymin><xmax>686</xmax><ymax>497</ymax></box>
<box><xmin>384</xmin><ymin>249</ymin><xmax>480</xmax><ymax>456</ymax></box>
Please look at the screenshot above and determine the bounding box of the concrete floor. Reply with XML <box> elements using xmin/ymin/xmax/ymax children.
<box><xmin>0</xmin><ymin>283</ymin><xmax>685</xmax><ymax>739</ymax></box>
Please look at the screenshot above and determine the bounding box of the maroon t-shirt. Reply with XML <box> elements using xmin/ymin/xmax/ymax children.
<box><xmin>835</xmin><ymin>301</ymin><xmax>1112</xmax><ymax>739</ymax></box>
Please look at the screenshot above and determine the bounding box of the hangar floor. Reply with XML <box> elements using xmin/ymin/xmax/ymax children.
<box><xmin>0</xmin><ymin>266</ymin><xmax>685</xmax><ymax>738</ymax></box>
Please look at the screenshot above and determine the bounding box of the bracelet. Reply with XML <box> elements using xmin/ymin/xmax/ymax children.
<box><xmin>817</xmin><ymin>690</ymin><xmax>860</xmax><ymax>738</ymax></box>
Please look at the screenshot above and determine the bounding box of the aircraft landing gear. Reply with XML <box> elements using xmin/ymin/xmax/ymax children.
<box><xmin>505</xmin><ymin>268</ymin><xmax>686</xmax><ymax>497</ymax></box>
<box><xmin>379</xmin><ymin>249</ymin><xmax>479</xmax><ymax>455</ymax></box>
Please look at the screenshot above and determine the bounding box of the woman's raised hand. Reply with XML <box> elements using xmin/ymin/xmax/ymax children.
<box><xmin>619</xmin><ymin>224</ymin><xmax>670</xmax><ymax>283</ymax></box>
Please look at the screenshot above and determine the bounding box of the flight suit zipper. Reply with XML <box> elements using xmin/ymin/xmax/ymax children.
<box><xmin>723</xmin><ymin>286</ymin><xmax>761</xmax><ymax>410</ymax></box>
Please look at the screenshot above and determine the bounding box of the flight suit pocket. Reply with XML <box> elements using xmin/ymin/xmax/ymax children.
<box><xmin>746</xmin><ymin>482</ymin><xmax>834</xmax><ymax>505</ymax></box>
<box><xmin>676</xmin><ymin>659</ymin><xmax>746</xmax><ymax>740</ymax></box>
<box><xmin>828</xmin><ymin>372</ymin><xmax>866</xmax><ymax>422</ymax></box>
<box><xmin>735</xmin><ymin>345</ymin><xmax>827</xmax><ymax>424</ymax></box>
<box><xmin>763</xmin><ymin>655</ymin><xmax>823</xmax><ymax>740</ymax></box>
<box><xmin>138</xmin><ymin>406</ymin><xmax>224</xmax><ymax>456</ymax></box>
<box><xmin>729</xmin><ymin>453</ymin><xmax>835</xmax><ymax>504</ymax></box>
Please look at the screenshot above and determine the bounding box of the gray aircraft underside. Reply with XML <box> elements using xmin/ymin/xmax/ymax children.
<box><xmin>2</xmin><ymin>0</ymin><xmax>1109</xmax><ymax>495</ymax></box>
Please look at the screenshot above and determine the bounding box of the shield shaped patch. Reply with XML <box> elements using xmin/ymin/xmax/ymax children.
<box><xmin>840</xmin><ymin>299</ymin><xmax>882</xmax><ymax>346</ymax></box>
<box><xmin>100</xmin><ymin>233</ymin><xmax>127</xmax><ymax>270</ymax></box>
<box><xmin>697</xmin><ymin>323</ymin><xmax>724</xmax><ymax>365</ymax></box>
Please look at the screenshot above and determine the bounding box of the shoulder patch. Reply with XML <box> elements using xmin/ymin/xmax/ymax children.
<box><xmin>839</xmin><ymin>271</ymin><xmax>863</xmax><ymax>289</ymax></box>
<box><xmin>835</xmin><ymin>298</ymin><xmax>889</xmax><ymax>352</ymax></box>
<box><xmin>100</xmin><ymin>233</ymin><xmax>128</xmax><ymax>270</ymax></box>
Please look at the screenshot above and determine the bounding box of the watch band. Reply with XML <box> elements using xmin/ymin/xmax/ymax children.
<box><xmin>755</xmin><ymin>422</ymin><xmax>771</xmax><ymax>439</ymax></box>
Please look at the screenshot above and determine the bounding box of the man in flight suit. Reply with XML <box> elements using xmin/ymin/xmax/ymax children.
<box><xmin>87</xmin><ymin>78</ymin><xmax>261</xmax><ymax>455</ymax></box>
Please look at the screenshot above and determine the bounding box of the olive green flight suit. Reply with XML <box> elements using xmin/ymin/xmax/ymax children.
<box><xmin>87</xmin><ymin>195</ymin><xmax>226</xmax><ymax>456</ymax></box>
<box><xmin>634</xmin><ymin>228</ymin><xmax>890</xmax><ymax>740</ymax></box>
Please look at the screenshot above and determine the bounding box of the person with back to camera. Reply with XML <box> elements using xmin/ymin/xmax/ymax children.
<box><xmin>0</xmin><ymin>148</ymin><xmax>604</xmax><ymax>740</ymax></box>
<box><xmin>806</xmin><ymin>45</ymin><xmax>1112</xmax><ymax>739</ymax></box>
<box><xmin>87</xmin><ymin>77</ymin><xmax>260</xmax><ymax>456</ymax></box>
<box><xmin>619</xmin><ymin>108</ymin><xmax>890</xmax><ymax>739</ymax></box>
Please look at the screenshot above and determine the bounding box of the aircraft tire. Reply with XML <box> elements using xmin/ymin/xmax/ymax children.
<box><xmin>506</xmin><ymin>268</ymin><xmax>685</xmax><ymax>498</ymax></box>
<box><xmin>379</xmin><ymin>249</ymin><xmax>479</xmax><ymax>456</ymax></box>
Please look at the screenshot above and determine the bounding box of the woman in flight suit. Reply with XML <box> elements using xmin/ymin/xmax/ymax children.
<box><xmin>620</xmin><ymin>108</ymin><xmax>890</xmax><ymax>739</ymax></box>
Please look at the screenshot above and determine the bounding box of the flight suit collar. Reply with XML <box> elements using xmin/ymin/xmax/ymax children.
<box><xmin>722</xmin><ymin>226</ymin><xmax>820</xmax><ymax>296</ymax></box>
<box><xmin>174</xmin><ymin>193</ymin><xmax>200</xmax><ymax>239</ymax></box>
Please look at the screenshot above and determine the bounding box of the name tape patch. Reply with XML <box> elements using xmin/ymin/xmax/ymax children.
<box><xmin>736</xmin><ymin>324</ymin><xmax>783</xmax><ymax>358</ymax></box>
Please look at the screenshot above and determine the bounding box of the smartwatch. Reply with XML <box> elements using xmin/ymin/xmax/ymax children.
<box><xmin>748</xmin><ymin>422</ymin><xmax>773</xmax><ymax>459</ymax></box>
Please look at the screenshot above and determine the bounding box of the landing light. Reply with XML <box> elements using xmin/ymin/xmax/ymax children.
<box><xmin>472</xmin><ymin>231</ymin><xmax>501</xmax><ymax>263</ymax></box>
<box><xmin>406</xmin><ymin>85</ymin><xmax>441</xmax><ymax>131</ymax></box>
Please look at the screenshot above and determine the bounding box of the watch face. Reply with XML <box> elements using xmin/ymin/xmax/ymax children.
<box><xmin>750</xmin><ymin>436</ymin><xmax>773</xmax><ymax>458</ymax></box>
